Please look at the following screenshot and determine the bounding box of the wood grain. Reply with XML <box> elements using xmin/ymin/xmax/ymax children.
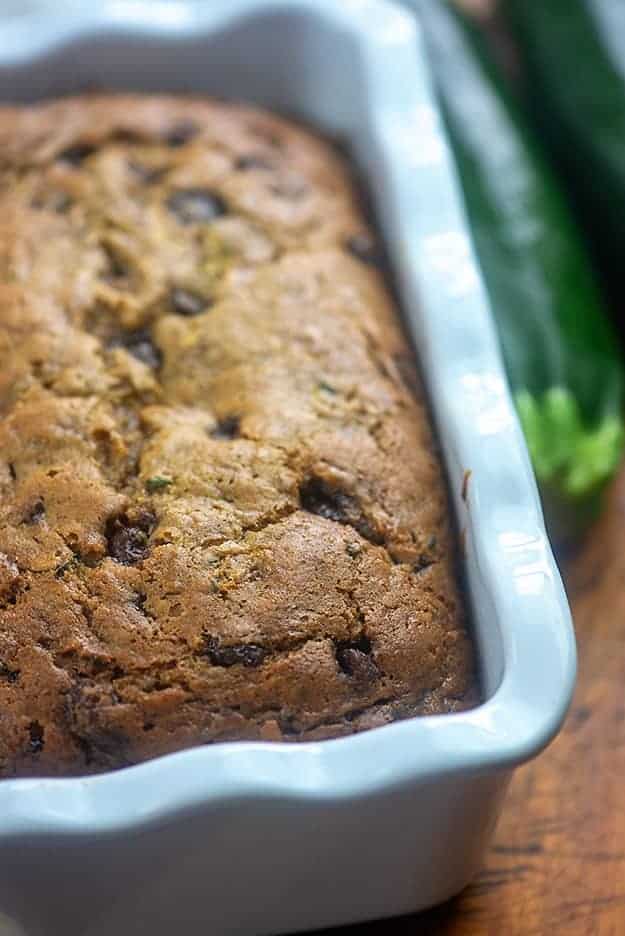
<box><xmin>342</xmin><ymin>465</ymin><xmax>625</xmax><ymax>935</ymax></box>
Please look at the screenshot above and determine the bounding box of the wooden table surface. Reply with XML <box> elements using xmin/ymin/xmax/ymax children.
<box><xmin>343</xmin><ymin>465</ymin><xmax>625</xmax><ymax>935</ymax></box>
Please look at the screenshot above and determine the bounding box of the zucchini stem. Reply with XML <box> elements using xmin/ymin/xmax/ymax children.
<box><xmin>515</xmin><ymin>387</ymin><xmax>624</xmax><ymax>499</ymax></box>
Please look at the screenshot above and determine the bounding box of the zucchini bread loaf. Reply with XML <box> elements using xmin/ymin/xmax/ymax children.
<box><xmin>0</xmin><ymin>95</ymin><xmax>477</xmax><ymax>776</ymax></box>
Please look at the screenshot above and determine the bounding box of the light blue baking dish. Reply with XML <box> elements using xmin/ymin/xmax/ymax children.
<box><xmin>0</xmin><ymin>2</ymin><xmax>576</xmax><ymax>934</ymax></box>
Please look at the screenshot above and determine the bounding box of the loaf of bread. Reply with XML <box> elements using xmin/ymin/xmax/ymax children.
<box><xmin>0</xmin><ymin>95</ymin><xmax>477</xmax><ymax>776</ymax></box>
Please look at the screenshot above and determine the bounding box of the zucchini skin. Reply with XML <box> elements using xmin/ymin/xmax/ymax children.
<box><xmin>415</xmin><ymin>0</ymin><xmax>624</xmax><ymax>536</ymax></box>
<box><xmin>503</xmin><ymin>0</ymin><xmax>625</xmax><ymax>295</ymax></box>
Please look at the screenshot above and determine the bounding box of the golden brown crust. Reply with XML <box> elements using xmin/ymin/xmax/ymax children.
<box><xmin>0</xmin><ymin>94</ymin><xmax>477</xmax><ymax>776</ymax></box>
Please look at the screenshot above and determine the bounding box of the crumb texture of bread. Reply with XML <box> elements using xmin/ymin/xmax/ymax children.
<box><xmin>0</xmin><ymin>94</ymin><xmax>477</xmax><ymax>776</ymax></box>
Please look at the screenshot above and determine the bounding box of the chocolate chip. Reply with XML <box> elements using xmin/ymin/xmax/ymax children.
<box><xmin>23</xmin><ymin>499</ymin><xmax>45</xmax><ymax>525</ymax></box>
<box><xmin>345</xmin><ymin>233</ymin><xmax>382</xmax><ymax>266</ymax></box>
<box><xmin>107</xmin><ymin>526</ymin><xmax>148</xmax><ymax>565</ymax></box>
<box><xmin>110</xmin><ymin>330</ymin><xmax>162</xmax><ymax>369</ymax></box>
<box><xmin>128</xmin><ymin>161</ymin><xmax>168</xmax><ymax>185</ymax></box>
<box><xmin>210</xmin><ymin>415</ymin><xmax>240</xmax><ymax>440</ymax></box>
<box><xmin>130</xmin><ymin>336</ymin><xmax>161</xmax><ymax>368</ymax></box>
<box><xmin>413</xmin><ymin>555</ymin><xmax>435</xmax><ymax>574</ymax></box>
<box><xmin>8</xmin><ymin>463</ymin><xmax>16</xmax><ymax>481</ymax></box>
<box><xmin>336</xmin><ymin>636</ymin><xmax>378</xmax><ymax>682</ymax></box>
<box><xmin>57</xmin><ymin>143</ymin><xmax>96</xmax><ymax>166</ymax></box>
<box><xmin>277</xmin><ymin>712</ymin><xmax>299</xmax><ymax>735</ymax></box>
<box><xmin>338</xmin><ymin>648</ymin><xmax>378</xmax><ymax>682</ymax></box>
<box><xmin>300</xmin><ymin>478</ymin><xmax>349</xmax><ymax>523</ymax></box>
<box><xmin>165</xmin><ymin>120</ymin><xmax>199</xmax><ymax>147</ymax></box>
<box><xmin>169</xmin><ymin>287</ymin><xmax>209</xmax><ymax>317</ymax></box>
<box><xmin>27</xmin><ymin>721</ymin><xmax>45</xmax><ymax>754</ymax></box>
<box><xmin>166</xmin><ymin>188</ymin><xmax>227</xmax><ymax>225</ymax></box>
<box><xmin>299</xmin><ymin>477</ymin><xmax>383</xmax><ymax>545</ymax></box>
<box><xmin>132</xmin><ymin>591</ymin><xmax>147</xmax><ymax>610</ymax></box>
<box><xmin>0</xmin><ymin>663</ymin><xmax>18</xmax><ymax>683</ymax></box>
<box><xmin>105</xmin><ymin>510</ymin><xmax>156</xmax><ymax>565</ymax></box>
<box><xmin>204</xmin><ymin>636</ymin><xmax>267</xmax><ymax>668</ymax></box>
<box><xmin>235</xmin><ymin>153</ymin><xmax>275</xmax><ymax>171</ymax></box>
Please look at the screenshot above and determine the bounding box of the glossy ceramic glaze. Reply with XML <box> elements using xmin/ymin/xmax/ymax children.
<box><xmin>0</xmin><ymin>2</ymin><xmax>576</xmax><ymax>934</ymax></box>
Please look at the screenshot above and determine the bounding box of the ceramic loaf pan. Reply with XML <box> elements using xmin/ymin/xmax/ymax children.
<box><xmin>0</xmin><ymin>2</ymin><xmax>576</xmax><ymax>934</ymax></box>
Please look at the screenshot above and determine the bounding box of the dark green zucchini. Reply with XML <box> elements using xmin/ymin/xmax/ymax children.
<box><xmin>502</xmin><ymin>0</ymin><xmax>625</xmax><ymax>296</ymax></box>
<box><xmin>414</xmin><ymin>0</ymin><xmax>624</xmax><ymax>537</ymax></box>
